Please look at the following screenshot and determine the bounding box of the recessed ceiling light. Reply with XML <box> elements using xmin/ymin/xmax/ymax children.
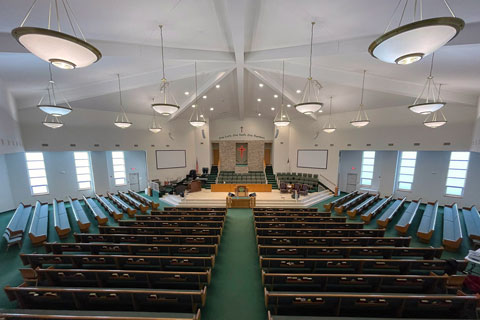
<box><xmin>273</xmin><ymin>94</ymin><xmax>278</xmax><ymax>98</ymax></box>
<box><xmin>287</xmin><ymin>104</ymin><xmax>291</xmax><ymax>108</ymax></box>
<box><xmin>258</xmin><ymin>113</ymin><xmax>262</xmax><ymax>116</ymax></box>
<box><xmin>257</xmin><ymin>98</ymin><xmax>262</xmax><ymax>102</ymax></box>
<box><xmin>210</xmin><ymin>107</ymin><xmax>214</xmax><ymax>111</ymax></box>
<box><xmin>271</xmin><ymin>107</ymin><xmax>275</xmax><ymax>111</ymax></box>
<box><xmin>192</xmin><ymin>104</ymin><xmax>196</xmax><ymax>108</ymax></box>
<box><xmin>200</xmin><ymin>114</ymin><xmax>204</xmax><ymax>117</ymax></box>
<box><xmin>296</xmin><ymin>90</ymin><xmax>302</xmax><ymax>94</ymax></box>
<box><xmin>203</xmin><ymin>95</ymin><xmax>207</xmax><ymax>99</ymax></box>
<box><xmin>215</xmin><ymin>84</ymin><xmax>220</xmax><ymax>89</ymax></box>
<box><xmin>259</xmin><ymin>83</ymin><xmax>264</xmax><ymax>88</ymax></box>
<box><xmin>184</xmin><ymin>91</ymin><xmax>189</xmax><ymax>95</ymax></box>
<box><xmin>319</xmin><ymin>110</ymin><xmax>323</xmax><ymax>113</ymax></box>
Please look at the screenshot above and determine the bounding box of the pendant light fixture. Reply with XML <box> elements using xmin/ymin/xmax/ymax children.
<box><xmin>152</xmin><ymin>25</ymin><xmax>179</xmax><ymax>116</ymax></box>
<box><xmin>114</xmin><ymin>74</ymin><xmax>132</xmax><ymax>129</ymax></box>
<box><xmin>369</xmin><ymin>0</ymin><xmax>464</xmax><ymax>65</ymax></box>
<box><xmin>408</xmin><ymin>53</ymin><xmax>445</xmax><ymax>114</ymax></box>
<box><xmin>323</xmin><ymin>96</ymin><xmax>336</xmax><ymax>133</ymax></box>
<box><xmin>37</xmin><ymin>64</ymin><xmax>72</xmax><ymax>116</ymax></box>
<box><xmin>295</xmin><ymin>22</ymin><xmax>323</xmax><ymax>115</ymax></box>
<box><xmin>42</xmin><ymin>114</ymin><xmax>63</xmax><ymax>129</ymax></box>
<box><xmin>350</xmin><ymin>70</ymin><xmax>370</xmax><ymax>128</ymax></box>
<box><xmin>12</xmin><ymin>0</ymin><xmax>101</xmax><ymax>69</ymax></box>
<box><xmin>189</xmin><ymin>62</ymin><xmax>206</xmax><ymax>127</ymax></box>
<box><xmin>274</xmin><ymin>61</ymin><xmax>291</xmax><ymax>127</ymax></box>
<box><xmin>149</xmin><ymin>99</ymin><xmax>162</xmax><ymax>133</ymax></box>
<box><xmin>423</xmin><ymin>84</ymin><xmax>447</xmax><ymax>128</ymax></box>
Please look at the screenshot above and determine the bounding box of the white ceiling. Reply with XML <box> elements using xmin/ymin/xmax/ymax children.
<box><xmin>0</xmin><ymin>0</ymin><xmax>479</xmax><ymax>123</ymax></box>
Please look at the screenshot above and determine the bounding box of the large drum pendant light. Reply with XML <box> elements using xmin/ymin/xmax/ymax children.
<box><xmin>274</xmin><ymin>61</ymin><xmax>291</xmax><ymax>127</ymax></box>
<box><xmin>12</xmin><ymin>0</ymin><xmax>101</xmax><ymax>69</ymax></box>
<box><xmin>369</xmin><ymin>0</ymin><xmax>464</xmax><ymax>65</ymax></box>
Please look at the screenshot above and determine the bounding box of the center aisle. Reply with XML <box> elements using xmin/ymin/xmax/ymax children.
<box><xmin>202</xmin><ymin>208</ymin><xmax>267</xmax><ymax>320</ymax></box>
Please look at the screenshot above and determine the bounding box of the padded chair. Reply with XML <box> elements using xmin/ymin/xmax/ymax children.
<box><xmin>280</xmin><ymin>182</ymin><xmax>288</xmax><ymax>194</ymax></box>
<box><xmin>299</xmin><ymin>184</ymin><xmax>309</xmax><ymax>196</ymax></box>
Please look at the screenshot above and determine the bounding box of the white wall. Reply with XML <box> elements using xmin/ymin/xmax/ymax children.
<box><xmin>338</xmin><ymin>150</ymin><xmax>480</xmax><ymax>208</ymax></box>
<box><xmin>0</xmin><ymin>154</ymin><xmax>15</xmax><ymax>211</ymax></box>
<box><xmin>0</xmin><ymin>79</ymin><xmax>24</xmax><ymax>155</ymax></box>
<box><xmin>472</xmin><ymin>97</ymin><xmax>480</xmax><ymax>152</ymax></box>
<box><xmin>210</xmin><ymin>116</ymin><xmax>274</xmax><ymax>141</ymax></box>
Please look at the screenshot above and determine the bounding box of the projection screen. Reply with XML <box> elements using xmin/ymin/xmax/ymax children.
<box><xmin>156</xmin><ymin>150</ymin><xmax>187</xmax><ymax>169</ymax></box>
<box><xmin>297</xmin><ymin>149</ymin><xmax>328</xmax><ymax>169</ymax></box>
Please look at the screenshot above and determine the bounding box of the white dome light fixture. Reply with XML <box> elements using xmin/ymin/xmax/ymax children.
<box><xmin>295</xmin><ymin>22</ymin><xmax>323</xmax><ymax>115</ymax></box>
<box><xmin>42</xmin><ymin>114</ymin><xmax>63</xmax><ymax>129</ymax></box>
<box><xmin>12</xmin><ymin>0</ymin><xmax>101</xmax><ymax>69</ymax></box>
<box><xmin>189</xmin><ymin>62</ymin><xmax>206</xmax><ymax>128</ymax></box>
<box><xmin>37</xmin><ymin>64</ymin><xmax>72</xmax><ymax>117</ymax></box>
<box><xmin>369</xmin><ymin>0</ymin><xmax>464</xmax><ymax>65</ymax></box>
<box><xmin>114</xmin><ymin>74</ymin><xmax>132</xmax><ymax>129</ymax></box>
<box><xmin>152</xmin><ymin>26</ymin><xmax>179</xmax><ymax>116</ymax></box>
<box><xmin>323</xmin><ymin>96</ymin><xmax>336</xmax><ymax>134</ymax></box>
<box><xmin>423</xmin><ymin>84</ymin><xmax>447</xmax><ymax>128</ymax></box>
<box><xmin>350</xmin><ymin>70</ymin><xmax>371</xmax><ymax>128</ymax></box>
<box><xmin>149</xmin><ymin>99</ymin><xmax>162</xmax><ymax>133</ymax></box>
<box><xmin>274</xmin><ymin>61</ymin><xmax>291</xmax><ymax>127</ymax></box>
<box><xmin>408</xmin><ymin>53</ymin><xmax>445</xmax><ymax>114</ymax></box>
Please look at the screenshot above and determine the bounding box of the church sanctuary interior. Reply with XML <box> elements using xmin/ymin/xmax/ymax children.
<box><xmin>2</xmin><ymin>0</ymin><xmax>480</xmax><ymax>319</ymax></box>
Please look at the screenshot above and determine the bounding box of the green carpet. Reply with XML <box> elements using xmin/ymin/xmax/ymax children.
<box><xmin>202</xmin><ymin>209</ymin><xmax>266</xmax><ymax>320</ymax></box>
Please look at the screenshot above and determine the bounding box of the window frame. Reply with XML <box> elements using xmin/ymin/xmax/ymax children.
<box><xmin>74</xmin><ymin>151</ymin><xmax>93</xmax><ymax>191</ymax></box>
<box><xmin>25</xmin><ymin>152</ymin><xmax>49</xmax><ymax>196</ymax></box>
<box><xmin>445</xmin><ymin>151</ymin><xmax>470</xmax><ymax>198</ymax></box>
<box><xmin>360</xmin><ymin>151</ymin><xmax>376</xmax><ymax>187</ymax></box>
<box><xmin>112</xmin><ymin>151</ymin><xmax>127</xmax><ymax>186</ymax></box>
<box><xmin>397</xmin><ymin>151</ymin><xmax>417</xmax><ymax>192</ymax></box>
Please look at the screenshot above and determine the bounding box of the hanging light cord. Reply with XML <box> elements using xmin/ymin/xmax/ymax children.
<box><xmin>329</xmin><ymin>96</ymin><xmax>333</xmax><ymax>117</ymax></box>
<box><xmin>194</xmin><ymin>62</ymin><xmax>198</xmax><ymax>104</ymax></box>
<box><xmin>117</xmin><ymin>74</ymin><xmax>126</xmax><ymax>113</ymax></box>
<box><xmin>360</xmin><ymin>70</ymin><xmax>366</xmax><ymax>107</ymax></box>
<box><xmin>48</xmin><ymin>64</ymin><xmax>57</xmax><ymax>105</ymax></box>
<box><xmin>428</xmin><ymin>53</ymin><xmax>435</xmax><ymax>78</ymax></box>
<box><xmin>20</xmin><ymin>0</ymin><xmax>39</xmax><ymax>27</ymax></box>
<box><xmin>281</xmin><ymin>61</ymin><xmax>285</xmax><ymax>106</ymax></box>
<box><xmin>308</xmin><ymin>22</ymin><xmax>315</xmax><ymax>79</ymax></box>
<box><xmin>160</xmin><ymin>25</ymin><xmax>166</xmax><ymax>81</ymax></box>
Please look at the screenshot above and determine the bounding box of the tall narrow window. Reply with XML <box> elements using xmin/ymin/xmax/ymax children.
<box><xmin>360</xmin><ymin>151</ymin><xmax>375</xmax><ymax>186</ymax></box>
<box><xmin>74</xmin><ymin>152</ymin><xmax>93</xmax><ymax>190</ymax></box>
<box><xmin>445</xmin><ymin>151</ymin><xmax>470</xmax><ymax>196</ymax></box>
<box><xmin>25</xmin><ymin>152</ymin><xmax>49</xmax><ymax>195</ymax></box>
<box><xmin>112</xmin><ymin>151</ymin><xmax>126</xmax><ymax>186</ymax></box>
<box><xmin>397</xmin><ymin>151</ymin><xmax>417</xmax><ymax>191</ymax></box>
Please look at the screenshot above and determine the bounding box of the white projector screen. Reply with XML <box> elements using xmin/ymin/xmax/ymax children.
<box><xmin>297</xmin><ymin>149</ymin><xmax>328</xmax><ymax>169</ymax></box>
<box><xmin>156</xmin><ymin>150</ymin><xmax>187</xmax><ymax>169</ymax></box>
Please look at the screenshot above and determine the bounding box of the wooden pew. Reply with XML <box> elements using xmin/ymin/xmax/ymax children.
<box><xmin>443</xmin><ymin>203</ymin><xmax>463</xmax><ymax>251</ymax></box>
<box><xmin>119</xmin><ymin>220</ymin><xmax>224</xmax><ymax>228</ymax></box>
<box><xmin>258</xmin><ymin>245</ymin><xmax>443</xmax><ymax>259</ymax></box>
<box><xmin>334</xmin><ymin>193</ymin><xmax>368</xmax><ymax>214</ymax></box>
<box><xmin>28</xmin><ymin>201</ymin><xmax>49</xmax><ymax>245</ymax></box>
<box><xmin>254</xmin><ymin>221</ymin><xmax>364</xmax><ymax>230</ymax></box>
<box><xmin>119</xmin><ymin>191</ymin><xmax>149</xmax><ymax>213</ymax></box>
<box><xmin>151</xmin><ymin>210</ymin><xmax>226</xmax><ymax>216</ymax></box>
<box><xmin>99</xmin><ymin>225</ymin><xmax>222</xmax><ymax>236</ymax></box>
<box><xmin>262</xmin><ymin>271</ymin><xmax>450</xmax><ymax>293</ymax></box>
<box><xmin>25</xmin><ymin>267</ymin><xmax>211</xmax><ymax>290</ymax></box>
<box><xmin>254</xmin><ymin>216</ymin><xmax>346</xmax><ymax>222</ymax></box>
<box><xmin>137</xmin><ymin>214</ymin><xmax>225</xmax><ymax>222</ymax></box>
<box><xmin>417</xmin><ymin>201</ymin><xmax>439</xmax><ymax>243</ymax></box>
<box><xmin>74</xmin><ymin>233</ymin><xmax>221</xmax><ymax>245</ymax></box>
<box><xmin>395</xmin><ymin>199</ymin><xmax>422</xmax><ymax>235</ymax></box>
<box><xmin>109</xmin><ymin>193</ymin><xmax>137</xmax><ymax>217</ymax></box>
<box><xmin>463</xmin><ymin>206</ymin><xmax>480</xmax><ymax>241</ymax></box>
<box><xmin>4</xmin><ymin>285</ymin><xmax>207</xmax><ymax>313</ymax></box>
<box><xmin>53</xmin><ymin>199</ymin><xmax>71</xmax><ymax>238</ymax></box>
<box><xmin>128</xmin><ymin>189</ymin><xmax>159</xmax><ymax>209</ymax></box>
<box><xmin>256</xmin><ymin>236</ymin><xmax>411</xmax><ymax>247</ymax></box>
<box><xmin>376</xmin><ymin>197</ymin><xmax>406</xmax><ymax>228</ymax></box>
<box><xmin>252</xmin><ymin>211</ymin><xmax>330</xmax><ymax>217</ymax></box>
<box><xmin>361</xmin><ymin>195</ymin><xmax>393</xmax><ymax>223</ymax></box>
<box><xmin>68</xmin><ymin>197</ymin><xmax>91</xmax><ymax>232</ymax></box>
<box><xmin>83</xmin><ymin>196</ymin><xmax>108</xmax><ymax>225</ymax></box>
<box><xmin>347</xmin><ymin>194</ymin><xmax>379</xmax><ymax>218</ymax></box>
<box><xmin>4</xmin><ymin>203</ymin><xmax>32</xmax><ymax>249</ymax></box>
<box><xmin>20</xmin><ymin>253</ymin><xmax>215</xmax><ymax>271</ymax></box>
<box><xmin>264</xmin><ymin>289</ymin><xmax>478</xmax><ymax>319</ymax></box>
<box><xmin>256</xmin><ymin>228</ymin><xmax>384</xmax><ymax>238</ymax></box>
<box><xmin>44</xmin><ymin>242</ymin><xmax>218</xmax><ymax>256</ymax></box>
<box><xmin>323</xmin><ymin>191</ymin><xmax>358</xmax><ymax>211</ymax></box>
<box><xmin>254</xmin><ymin>208</ymin><xmax>318</xmax><ymax>213</ymax></box>
<box><xmin>0</xmin><ymin>310</ymin><xmax>201</xmax><ymax>320</ymax></box>
<box><xmin>96</xmin><ymin>194</ymin><xmax>123</xmax><ymax>221</ymax></box>
<box><xmin>259</xmin><ymin>256</ymin><xmax>467</xmax><ymax>274</ymax></box>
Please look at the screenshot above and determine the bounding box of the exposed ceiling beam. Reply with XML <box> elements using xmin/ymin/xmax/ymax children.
<box><xmin>168</xmin><ymin>67</ymin><xmax>235</xmax><ymax>121</ymax></box>
<box><xmin>248</xmin><ymin>61</ymin><xmax>477</xmax><ymax>106</ymax></box>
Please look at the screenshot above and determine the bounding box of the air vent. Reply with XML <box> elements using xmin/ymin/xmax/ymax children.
<box><xmin>41</xmin><ymin>143</ymin><xmax>49</xmax><ymax>147</ymax></box>
<box><xmin>347</xmin><ymin>144</ymin><xmax>352</xmax><ymax>147</ymax></box>
<box><xmin>443</xmin><ymin>142</ymin><xmax>451</xmax><ymax>146</ymax></box>
<box><xmin>366</xmin><ymin>143</ymin><xmax>371</xmax><ymax>147</ymax></box>
<box><xmin>94</xmin><ymin>144</ymin><xmax>100</xmax><ymax>147</ymax></box>
<box><xmin>134</xmin><ymin>144</ymin><xmax>138</xmax><ymax>147</ymax></box>
<box><xmin>330</xmin><ymin>144</ymin><xmax>334</xmax><ymax>147</ymax></box>
<box><xmin>414</xmin><ymin>143</ymin><xmax>420</xmax><ymax>146</ymax></box>
<box><xmin>70</xmin><ymin>144</ymin><xmax>76</xmax><ymax>147</ymax></box>
<box><xmin>115</xmin><ymin>144</ymin><xmax>120</xmax><ymax>147</ymax></box>
<box><xmin>388</xmin><ymin>143</ymin><xmax>394</xmax><ymax>146</ymax></box>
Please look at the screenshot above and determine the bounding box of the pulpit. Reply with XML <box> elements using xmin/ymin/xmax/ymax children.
<box><xmin>187</xmin><ymin>180</ymin><xmax>202</xmax><ymax>193</ymax></box>
<box><xmin>235</xmin><ymin>185</ymin><xmax>248</xmax><ymax>197</ymax></box>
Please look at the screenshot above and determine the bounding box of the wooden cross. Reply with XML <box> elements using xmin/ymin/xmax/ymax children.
<box><xmin>240</xmin><ymin>126</ymin><xmax>244</xmax><ymax>133</ymax></box>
